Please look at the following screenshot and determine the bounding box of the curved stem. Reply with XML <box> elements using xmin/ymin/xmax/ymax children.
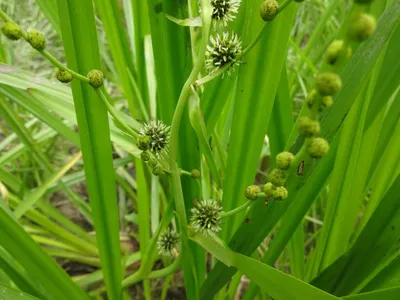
<box><xmin>221</xmin><ymin>201</ymin><xmax>253</xmax><ymax>218</ymax></box>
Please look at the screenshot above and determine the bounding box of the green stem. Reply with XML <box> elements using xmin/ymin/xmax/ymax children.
<box><xmin>221</xmin><ymin>201</ymin><xmax>253</xmax><ymax>218</ymax></box>
<box><xmin>278</xmin><ymin>0</ymin><xmax>295</xmax><ymax>13</ymax></box>
<box><xmin>94</xmin><ymin>89</ymin><xmax>139</xmax><ymax>138</ymax></box>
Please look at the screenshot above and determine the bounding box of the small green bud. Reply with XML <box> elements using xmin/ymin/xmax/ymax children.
<box><xmin>298</xmin><ymin>116</ymin><xmax>320</xmax><ymax>137</ymax></box>
<box><xmin>149</xmin><ymin>157</ymin><xmax>158</xmax><ymax>168</ymax></box>
<box><xmin>244</xmin><ymin>185</ymin><xmax>261</xmax><ymax>200</ymax></box>
<box><xmin>326</xmin><ymin>40</ymin><xmax>352</xmax><ymax>65</ymax></box>
<box><xmin>191</xmin><ymin>169</ymin><xmax>201</xmax><ymax>179</ymax></box>
<box><xmin>87</xmin><ymin>69</ymin><xmax>104</xmax><ymax>88</ymax></box>
<box><xmin>264</xmin><ymin>182</ymin><xmax>276</xmax><ymax>198</ymax></box>
<box><xmin>137</xmin><ymin>135</ymin><xmax>150</xmax><ymax>151</ymax></box>
<box><xmin>308</xmin><ymin>137</ymin><xmax>330</xmax><ymax>159</ymax></box>
<box><xmin>276</xmin><ymin>151</ymin><xmax>295</xmax><ymax>170</ymax></box>
<box><xmin>55</xmin><ymin>69</ymin><xmax>73</xmax><ymax>83</ymax></box>
<box><xmin>268</xmin><ymin>168</ymin><xmax>286</xmax><ymax>187</ymax></box>
<box><xmin>321</xmin><ymin>96</ymin><xmax>333</xmax><ymax>109</ymax></box>
<box><xmin>140</xmin><ymin>151</ymin><xmax>150</xmax><ymax>162</ymax></box>
<box><xmin>27</xmin><ymin>29</ymin><xmax>46</xmax><ymax>50</ymax></box>
<box><xmin>260</xmin><ymin>0</ymin><xmax>279</xmax><ymax>22</ymax></box>
<box><xmin>152</xmin><ymin>165</ymin><xmax>164</xmax><ymax>176</ymax></box>
<box><xmin>306</xmin><ymin>89</ymin><xmax>318</xmax><ymax>109</ymax></box>
<box><xmin>1</xmin><ymin>22</ymin><xmax>23</xmax><ymax>40</ymax></box>
<box><xmin>274</xmin><ymin>186</ymin><xmax>288</xmax><ymax>200</ymax></box>
<box><xmin>315</xmin><ymin>72</ymin><xmax>342</xmax><ymax>96</ymax></box>
<box><xmin>349</xmin><ymin>13</ymin><xmax>376</xmax><ymax>41</ymax></box>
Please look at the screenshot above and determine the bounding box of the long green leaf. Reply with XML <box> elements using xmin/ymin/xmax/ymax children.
<box><xmin>0</xmin><ymin>283</ymin><xmax>42</xmax><ymax>300</ymax></box>
<box><xmin>56</xmin><ymin>1</ymin><xmax>122</xmax><ymax>299</ymax></box>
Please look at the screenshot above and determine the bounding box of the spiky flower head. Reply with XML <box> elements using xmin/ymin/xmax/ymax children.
<box><xmin>276</xmin><ymin>151</ymin><xmax>295</xmax><ymax>170</ymax></box>
<box><xmin>274</xmin><ymin>186</ymin><xmax>288</xmax><ymax>200</ymax></box>
<box><xmin>244</xmin><ymin>185</ymin><xmax>261</xmax><ymax>200</ymax></box>
<box><xmin>191</xmin><ymin>169</ymin><xmax>201</xmax><ymax>179</ymax></box>
<box><xmin>326</xmin><ymin>40</ymin><xmax>352</xmax><ymax>65</ymax></box>
<box><xmin>87</xmin><ymin>69</ymin><xmax>104</xmax><ymax>88</ymax></box>
<box><xmin>1</xmin><ymin>22</ymin><xmax>23</xmax><ymax>41</ymax></box>
<box><xmin>139</xmin><ymin>120</ymin><xmax>170</xmax><ymax>154</ymax></box>
<box><xmin>140</xmin><ymin>151</ymin><xmax>150</xmax><ymax>162</ymax></box>
<box><xmin>321</xmin><ymin>96</ymin><xmax>333</xmax><ymax>109</ymax></box>
<box><xmin>157</xmin><ymin>229</ymin><xmax>180</xmax><ymax>257</ymax></box>
<box><xmin>190</xmin><ymin>199</ymin><xmax>223</xmax><ymax>235</ymax></box>
<box><xmin>209</xmin><ymin>0</ymin><xmax>241</xmax><ymax>26</ymax></box>
<box><xmin>152</xmin><ymin>165</ymin><xmax>164</xmax><ymax>176</ymax></box>
<box><xmin>205</xmin><ymin>32</ymin><xmax>242</xmax><ymax>76</ymax></box>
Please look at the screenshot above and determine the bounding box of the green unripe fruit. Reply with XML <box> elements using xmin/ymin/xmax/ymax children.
<box><xmin>27</xmin><ymin>29</ymin><xmax>46</xmax><ymax>50</ymax></box>
<box><xmin>87</xmin><ymin>69</ymin><xmax>104</xmax><ymax>88</ymax></box>
<box><xmin>152</xmin><ymin>165</ymin><xmax>164</xmax><ymax>176</ymax></box>
<box><xmin>274</xmin><ymin>186</ymin><xmax>288</xmax><ymax>200</ymax></box>
<box><xmin>140</xmin><ymin>151</ymin><xmax>150</xmax><ymax>162</ymax></box>
<box><xmin>349</xmin><ymin>13</ymin><xmax>376</xmax><ymax>41</ymax></box>
<box><xmin>264</xmin><ymin>182</ymin><xmax>276</xmax><ymax>198</ymax></box>
<box><xmin>298</xmin><ymin>116</ymin><xmax>320</xmax><ymax>137</ymax></box>
<box><xmin>321</xmin><ymin>96</ymin><xmax>333</xmax><ymax>109</ymax></box>
<box><xmin>1</xmin><ymin>22</ymin><xmax>23</xmax><ymax>40</ymax></box>
<box><xmin>191</xmin><ymin>169</ymin><xmax>201</xmax><ymax>179</ymax></box>
<box><xmin>55</xmin><ymin>69</ymin><xmax>73</xmax><ymax>83</ymax></box>
<box><xmin>315</xmin><ymin>72</ymin><xmax>342</xmax><ymax>96</ymax></box>
<box><xmin>137</xmin><ymin>135</ymin><xmax>150</xmax><ymax>151</ymax></box>
<box><xmin>149</xmin><ymin>157</ymin><xmax>158</xmax><ymax>168</ymax></box>
<box><xmin>244</xmin><ymin>185</ymin><xmax>261</xmax><ymax>200</ymax></box>
<box><xmin>268</xmin><ymin>168</ymin><xmax>286</xmax><ymax>187</ymax></box>
<box><xmin>308</xmin><ymin>137</ymin><xmax>330</xmax><ymax>158</ymax></box>
<box><xmin>276</xmin><ymin>151</ymin><xmax>295</xmax><ymax>170</ymax></box>
<box><xmin>260</xmin><ymin>0</ymin><xmax>279</xmax><ymax>22</ymax></box>
<box><xmin>306</xmin><ymin>89</ymin><xmax>318</xmax><ymax>109</ymax></box>
<box><xmin>326</xmin><ymin>40</ymin><xmax>352</xmax><ymax>65</ymax></box>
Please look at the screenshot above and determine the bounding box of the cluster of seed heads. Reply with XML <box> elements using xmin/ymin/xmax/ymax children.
<box><xmin>190</xmin><ymin>199</ymin><xmax>223</xmax><ymax>235</ymax></box>
<box><xmin>157</xmin><ymin>229</ymin><xmax>180</xmax><ymax>257</ymax></box>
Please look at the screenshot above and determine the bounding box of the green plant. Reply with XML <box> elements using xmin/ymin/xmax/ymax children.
<box><xmin>0</xmin><ymin>0</ymin><xmax>399</xmax><ymax>299</ymax></box>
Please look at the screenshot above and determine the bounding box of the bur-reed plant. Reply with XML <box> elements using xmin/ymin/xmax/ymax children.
<box><xmin>0</xmin><ymin>0</ymin><xmax>399</xmax><ymax>299</ymax></box>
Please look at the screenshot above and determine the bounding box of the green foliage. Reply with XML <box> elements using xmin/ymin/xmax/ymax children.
<box><xmin>0</xmin><ymin>0</ymin><xmax>399</xmax><ymax>299</ymax></box>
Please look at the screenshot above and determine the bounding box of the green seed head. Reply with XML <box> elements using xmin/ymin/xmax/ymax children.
<box><xmin>148</xmin><ymin>157</ymin><xmax>158</xmax><ymax>168</ymax></box>
<box><xmin>315</xmin><ymin>72</ymin><xmax>342</xmax><ymax>96</ymax></box>
<box><xmin>137</xmin><ymin>135</ymin><xmax>150</xmax><ymax>151</ymax></box>
<box><xmin>349</xmin><ymin>13</ymin><xmax>376</xmax><ymax>41</ymax></box>
<box><xmin>308</xmin><ymin>137</ymin><xmax>330</xmax><ymax>158</ymax></box>
<box><xmin>274</xmin><ymin>186</ymin><xmax>288</xmax><ymax>200</ymax></box>
<box><xmin>276</xmin><ymin>151</ymin><xmax>295</xmax><ymax>170</ymax></box>
<box><xmin>1</xmin><ymin>22</ymin><xmax>23</xmax><ymax>40</ymax></box>
<box><xmin>87</xmin><ymin>69</ymin><xmax>104</xmax><ymax>88</ymax></box>
<box><xmin>157</xmin><ymin>229</ymin><xmax>180</xmax><ymax>257</ymax></box>
<box><xmin>298</xmin><ymin>116</ymin><xmax>320</xmax><ymax>137</ymax></box>
<box><xmin>27</xmin><ymin>29</ymin><xmax>46</xmax><ymax>50</ymax></box>
<box><xmin>260</xmin><ymin>0</ymin><xmax>279</xmax><ymax>21</ymax></box>
<box><xmin>191</xmin><ymin>169</ymin><xmax>201</xmax><ymax>179</ymax></box>
<box><xmin>306</xmin><ymin>89</ymin><xmax>318</xmax><ymax>109</ymax></box>
<box><xmin>140</xmin><ymin>151</ymin><xmax>150</xmax><ymax>162</ymax></box>
<box><xmin>152</xmin><ymin>165</ymin><xmax>164</xmax><ymax>176</ymax></box>
<box><xmin>321</xmin><ymin>96</ymin><xmax>333</xmax><ymax>109</ymax></box>
<box><xmin>190</xmin><ymin>199</ymin><xmax>223</xmax><ymax>236</ymax></box>
<box><xmin>55</xmin><ymin>69</ymin><xmax>73</xmax><ymax>83</ymax></box>
<box><xmin>264</xmin><ymin>182</ymin><xmax>276</xmax><ymax>198</ymax></box>
<box><xmin>326</xmin><ymin>40</ymin><xmax>352</xmax><ymax>65</ymax></box>
<box><xmin>244</xmin><ymin>185</ymin><xmax>261</xmax><ymax>200</ymax></box>
<box><xmin>268</xmin><ymin>168</ymin><xmax>286</xmax><ymax>187</ymax></box>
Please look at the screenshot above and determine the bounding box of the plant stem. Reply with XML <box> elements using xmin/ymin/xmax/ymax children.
<box><xmin>221</xmin><ymin>201</ymin><xmax>253</xmax><ymax>218</ymax></box>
